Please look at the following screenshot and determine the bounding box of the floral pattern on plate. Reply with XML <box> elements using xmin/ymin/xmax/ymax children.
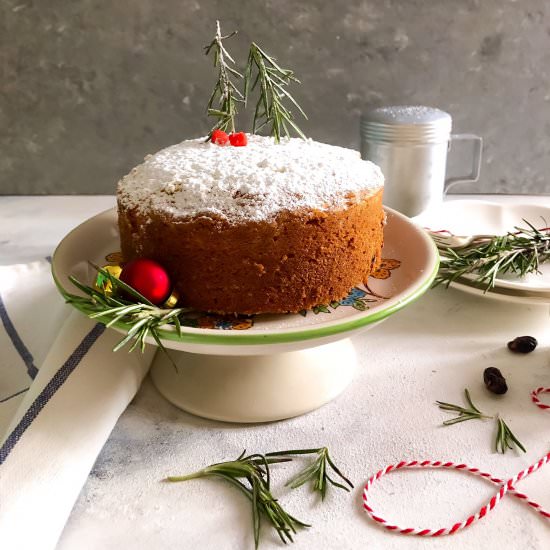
<box><xmin>297</xmin><ymin>258</ymin><xmax>402</xmax><ymax>317</ymax></box>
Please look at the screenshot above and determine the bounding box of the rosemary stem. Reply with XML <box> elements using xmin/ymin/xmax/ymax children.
<box><xmin>165</xmin><ymin>472</ymin><xmax>203</xmax><ymax>483</ymax></box>
<box><xmin>165</xmin><ymin>464</ymin><xmax>241</xmax><ymax>483</ymax></box>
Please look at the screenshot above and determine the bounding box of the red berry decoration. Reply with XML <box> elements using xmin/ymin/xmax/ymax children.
<box><xmin>229</xmin><ymin>132</ymin><xmax>247</xmax><ymax>147</ymax></box>
<box><xmin>211</xmin><ymin>129</ymin><xmax>229</xmax><ymax>145</ymax></box>
<box><xmin>119</xmin><ymin>259</ymin><xmax>171</xmax><ymax>305</ymax></box>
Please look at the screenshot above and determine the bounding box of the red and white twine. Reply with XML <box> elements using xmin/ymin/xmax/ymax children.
<box><xmin>531</xmin><ymin>387</ymin><xmax>550</xmax><ymax>411</ymax></box>
<box><xmin>362</xmin><ymin>387</ymin><xmax>550</xmax><ymax>536</ymax></box>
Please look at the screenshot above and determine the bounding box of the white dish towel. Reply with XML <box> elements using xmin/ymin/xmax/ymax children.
<box><xmin>0</xmin><ymin>260</ymin><xmax>156</xmax><ymax>550</ymax></box>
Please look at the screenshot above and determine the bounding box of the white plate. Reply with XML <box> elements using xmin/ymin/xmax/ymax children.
<box><xmin>417</xmin><ymin>200</ymin><xmax>550</xmax><ymax>296</ymax></box>
<box><xmin>52</xmin><ymin>206</ymin><xmax>439</xmax><ymax>354</ymax></box>
<box><xmin>450</xmin><ymin>279</ymin><xmax>550</xmax><ymax>305</ymax></box>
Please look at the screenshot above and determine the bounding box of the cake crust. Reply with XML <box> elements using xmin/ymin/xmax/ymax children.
<box><xmin>118</xmin><ymin>189</ymin><xmax>384</xmax><ymax>314</ymax></box>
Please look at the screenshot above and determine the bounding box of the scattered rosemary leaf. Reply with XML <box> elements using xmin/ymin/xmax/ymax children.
<box><xmin>266</xmin><ymin>447</ymin><xmax>353</xmax><ymax>500</ymax></box>
<box><xmin>436</xmin><ymin>388</ymin><xmax>492</xmax><ymax>425</ymax></box>
<box><xmin>495</xmin><ymin>416</ymin><xmax>526</xmax><ymax>454</ymax></box>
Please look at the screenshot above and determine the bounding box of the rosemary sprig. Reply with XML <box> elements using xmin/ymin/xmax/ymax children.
<box><xmin>61</xmin><ymin>263</ymin><xmax>185</xmax><ymax>368</ymax></box>
<box><xmin>204</xmin><ymin>20</ymin><xmax>244</xmax><ymax>135</ymax></box>
<box><xmin>495</xmin><ymin>416</ymin><xmax>526</xmax><ymax>454</ymax></box>
<box><xmin>166</xmin><ymin>451</ymin><xmax>309</xmax><ymax>548</ymax></box>
<box><xmin>266</xmin><ymin>447</ymin><xmax>353</xmax><ymax>500</ymax></box>
<box><xmin>244</xmin><ymin>42</ymin><xmax>307</xmax><ymax>142</ymax></box>
<box><xmin>433</xmin><ymin>221</ymin><xmax>550</xmax><ymax>291</ymax></box>
<box><xmin>436</xmin><ymin>389</ymin><xmax>492</xmax><ymax>425</ymax></box>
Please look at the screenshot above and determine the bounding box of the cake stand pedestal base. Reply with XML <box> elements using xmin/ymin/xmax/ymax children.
<box><xmin>150</xmin><ymin>338</ymin><xmax>357</xmax><ymax>423</ymax></box>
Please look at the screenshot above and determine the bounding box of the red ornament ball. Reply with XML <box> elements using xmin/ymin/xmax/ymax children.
<box><xmin>229</xmin><ymin>132</ymin><xmax>247</xmax><ymax>147</ymax></box>
<box><xmin>211</xmin><ymin>129</ymin><xmax>229</xmax><ymax>145</ymax></box>
<box><xmin>119</xmin><ymin>259</ymin><xmax>171</xmax><ymax>305</ymax></box>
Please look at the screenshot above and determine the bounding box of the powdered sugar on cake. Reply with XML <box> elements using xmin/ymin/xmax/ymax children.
<box><xmin>117</xmin><ymin>135</ymin><xmax>384</xmax><ymax>223</ymax></box>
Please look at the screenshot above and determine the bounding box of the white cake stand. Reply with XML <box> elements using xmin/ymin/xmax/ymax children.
<box><xmin>52</xmin><ymin>207</ymin><xmax>438</xmax><ymax>422</ymax></box>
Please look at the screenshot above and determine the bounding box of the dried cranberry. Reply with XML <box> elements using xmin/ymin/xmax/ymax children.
<box><xmin>483</xmin><ymin>367</ymin><xmax>508</xmax><ymax>395</ymax></box>
<box><xmin>507</xmin><ymin>336</ymin><xmax>537</xmax><ymax>354</ymax></box>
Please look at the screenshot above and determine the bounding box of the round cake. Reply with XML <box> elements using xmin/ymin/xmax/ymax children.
<box><xmin>117</xmin><ymin>135</ymin><xmax>385</xmax><ymax>314</ymax></box>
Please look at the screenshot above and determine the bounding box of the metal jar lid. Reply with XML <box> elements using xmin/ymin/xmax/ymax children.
<box><xmin>360</xmin><ymin>105</ymin><xmax>452</xmax><ymax>144</ymax></box>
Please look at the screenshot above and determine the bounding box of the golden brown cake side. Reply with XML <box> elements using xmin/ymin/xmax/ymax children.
<box><xmin>118</xmin><ymin>188</ymin><xmax>384</xmax><ymax>314</ymax></box>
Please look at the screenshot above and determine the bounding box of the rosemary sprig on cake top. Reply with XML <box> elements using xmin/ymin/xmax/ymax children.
<box><xmin>430</xmin><ymin>220</ymin><xmax>550</xmax><ymax>291</ymax></box>
<box><xmin>204</xmin><ymin>20</ymin><xmax>244</xmax><ymax>135</ymax></box>
<box><xmin>204</xmin><ymin>21</ymin><xmax>307</xmax><ymax>143</ymax></box>
<box><xmin>244</xmin><ymin>42</ymin><xmax>307</xmax><ymax>142</ymax></box>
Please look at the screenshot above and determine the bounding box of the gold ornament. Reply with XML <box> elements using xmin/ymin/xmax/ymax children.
<box><xmin>163</xmin><ymin>290</ymin><xmax>179</xmax><ymax>308</ymax></box>
<box><xmin>94</xmin><ymin>264</ymin><xmax>122</xmax><ymax>295</ymax></box>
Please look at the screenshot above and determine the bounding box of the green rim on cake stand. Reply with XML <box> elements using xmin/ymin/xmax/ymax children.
<box><xmin>52</xmin><ymin>206</ymin><xmax>438</xmax><ymax>422</ymax></box>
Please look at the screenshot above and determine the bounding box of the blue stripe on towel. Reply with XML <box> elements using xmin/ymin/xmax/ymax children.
<box><xmin>0</xmin><ymin>294</ymin><xmax>39</xmax><ymax>379</ymax></box>
<box><xmin>0</xmin><ymin>387</ymin><xmax>29</xmax><ymax>403</ymax></box>
<box><xmin>0</xmin><ymin>323</ymin><xmax>105</xmax><ymax>466</ymax></box>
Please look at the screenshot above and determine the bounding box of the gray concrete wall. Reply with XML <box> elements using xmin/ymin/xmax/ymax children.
<box><xmin>2</xmin><ymin>0</ymin><xmax>550</xmax><ymax>195</ymax></box>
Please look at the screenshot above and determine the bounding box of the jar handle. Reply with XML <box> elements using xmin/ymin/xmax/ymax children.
<box><xmin>444</xmin><ymin>134</ymin><xmax>483</xmax><ymax>194</ymax></box>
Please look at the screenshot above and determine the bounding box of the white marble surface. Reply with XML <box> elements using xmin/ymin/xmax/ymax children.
<box><xmin>1</xmin><ymin>195</ymin><xmax>550</xmax><ymax>550</ymax></box>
